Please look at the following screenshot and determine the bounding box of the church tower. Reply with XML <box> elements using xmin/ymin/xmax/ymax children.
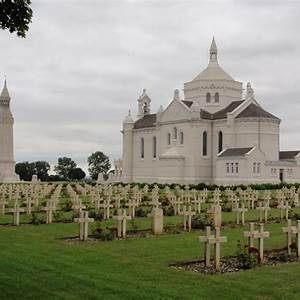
<box><xmin>0</xmin><ymin>80</ymin><xmax>19</xmax><ymax>182</ymax></box>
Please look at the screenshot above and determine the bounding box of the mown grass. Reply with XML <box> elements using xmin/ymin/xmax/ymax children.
<box><xmin>1</xmin><ymin>217</ymin><xmax>300</xmax><ymax>299</ymax></box>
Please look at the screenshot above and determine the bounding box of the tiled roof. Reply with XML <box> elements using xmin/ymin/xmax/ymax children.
<box><xmin>133</xmin><ymin>114</ymin><xmax>157</xmax><ymax>129</ymax></box>
<box><xmin>182</xmin><ymin>100</ymin><xmax>193</xmax><ymax>108</ymax></box>
<box><xmin>200</xmin><ymin>100</ymin><xmax>244</xmax><ymax>120</ymax></box>
<box><xmin>279</xmin><ymin>151</ymin><xmax>300</xmax><ymax>160</ymax></box>
<box><xmin>236</xmin><ymin>103</ymin><xmax>279</xmax><ymax>120</ymax></box>
<box><xmin>218</xmin><ymin>147</ymin><xmax>253</xmax><ymax>157</ymax></box>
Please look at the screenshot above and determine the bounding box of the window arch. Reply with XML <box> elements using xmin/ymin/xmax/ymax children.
<box><xmin>140</xmin><ymin>138</ymin><xmax>144</xmax><ymax>158</ymax></box>
<box><xmin>167</xmin><ymin>133</ymin><xmax>171</xmax><ymax>145</ymax></box>
<box><xmin>215</xmin><ymin>92</ymin><xmax>219</xmax><ymax>103</ymax></box>
<box><xmin>218</xmin><ymin>131</ymin><xmax>223</xmax><ymax>153</ymax></box>
<box><xmin>180</xmin><ymin>132</ymin><xmax>184</xmax><ymax>145</ymax></box>
<box><xmin>206</xmin><ymin>93</ymin><xmax>211</xmax><ymax>103</ymax></box>
<box><xmin>203</xmin><ymin>131</ymin><xmax>207</xmax><ymax>156</ymax></box>
<box><xmin>173</xmin><ymin>127</ymin><xmax>178</xmax><ymax>140</ymax></box>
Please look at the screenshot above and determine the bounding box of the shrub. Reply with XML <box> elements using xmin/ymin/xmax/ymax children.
<box><xmin>191</xmin><ymin>214</ymin><xmax>214</xmax><ymax>230</ymax></box>
<box><xmin>88</xmin><ymin>210</ymin><xmax>103</xmax><ymax>221</ymax></box>
<box><xmin>92</xmin><ymin>223</ymin><xmax>115</xmax><ymax>241</ymax></box>
<box><xmin>135</xmin><ymin>207</ymin><xmax>150</xmax><ymax>217</ymax></box>
<box><xmin>53</xmin><ymin>211</ymin><xmax>63</xmax><ymax>222</ymax></box>
<box><xmin>236</xmin><ymin>241</ymin><xmax>258</xmax><ymax>269</ymax></box>
<box><xmin>163</xmin><ymin>206</ymin><xmax>174</xmax><ymax>216</ymax></box>
<box><xmin>164</xmin><ymin>223</ymin><xmax>181</xmax><ymax>234</ymax></box>
<box><xmin>30</xmin><ymin>213</ymin><xmax>44</xmax><ymax>225</ymax></box>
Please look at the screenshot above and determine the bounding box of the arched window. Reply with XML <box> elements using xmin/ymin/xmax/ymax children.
<box><xmin>215</xmin><ymin>92</ymin><xmax>219</xmax><ymax>103</ymax></box>
<box><xmin>206</xmin><ymin>93</ymin><xmax>211</xmax><ymax>103</ymax></box>
<box><xmin>180</xmin><ymin>132</ymin><xmax>184</xmax><ymax>145</ymax></box>
<box><xmin>153</xmin><ymin>136</ymin><xmax>157</xmax><ymax>158</ymax></box>
<box><xmin>167</xmin><ymin>133</ymin><xmax>171</xmax><ymax>145</ymax></box>
<box><xmin>140</xmin><ymin>138</ymin><xmax>144</xmax><ymax>158</ymax></box>
<box><xmin>203</xmin><ymin>131</ymin><xmax>207</xmax><ymax>156</ymax></box>
<box><xmin>173</xmin><ymin>127</ymin><xmax>177</xmax><ymax>140</ymax></box>
<box><xmin>218</xmin><ymin>131</ymin><xmax>223</xmax><ymax>153</ymax></box>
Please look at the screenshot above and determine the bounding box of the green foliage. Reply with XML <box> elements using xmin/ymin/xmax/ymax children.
<box><xmin>54</xmin><ymin>157</ymin><xmax>77</xmax><ymax>181</ymax></box>
<box><xmin>92</xmin><ymin>223</ymin><xmax>115</xmax><ymax>241</ymax></box>
<box><xmin>30</xmin><ymin>213</ymin><xmax>44</xmax><ymax>225</ymax></box>
<box><xmin>69</xmin><ymin>168</ymin><xmax>86</xmax><ymax>181</ymax></box>
<box><xmin>87</xmin><ymin>151</ymin><xmax>111</xmax><ymax>180</ymax></box>
<box><xmin>15</xmin><ymin>160</ymin><xmax>50</xmax><ymax>181</ymax></box>
<box><xmin>191</xmin><ymin>214</ymin><xmax>214</xmax><ymax>230</ymax></box>
<box><xmin>164</xmin><ymin>223</ymin><xmax>182</xmax><ymax>234</ymax></box>
<box><xmin>0</xmin><ymin>0</ymin><xmax>32</xmax><ymax>38</ymax></box>
<box><xmin>135</xmin><ymin>207</ymin><xmax>151</xmax><ymax>217</ymax></box>
<box><xmin>88</xmin><ymin>210</ymin><xmax>103</xmax><ymax>221</ymax></box>
<box><xmin>236</xmin><ymin>241</ymin><xmax>258</xmax><ymax>270</ymax></box>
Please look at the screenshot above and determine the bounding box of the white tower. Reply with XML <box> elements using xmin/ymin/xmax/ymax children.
<box><xmin>0</xmin><ymin>80</ymin><xmax>19</xmax><ymax>182</ymax></box>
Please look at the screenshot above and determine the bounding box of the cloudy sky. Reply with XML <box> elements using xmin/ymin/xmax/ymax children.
<box><xmin>1</xmin><ymin>0</ymin><xmax>300</xmax><ymax>173</ymax></box>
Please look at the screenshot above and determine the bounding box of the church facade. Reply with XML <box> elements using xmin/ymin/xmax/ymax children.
<box><xmin>0</xmin><ymin>80</ymin><xmax>19</xmax><ymax>182</ymax></box>
<box><xmin>121</xmin><ymin>39</ymin><xmax>300</xmax><ymax>185</ymax></box>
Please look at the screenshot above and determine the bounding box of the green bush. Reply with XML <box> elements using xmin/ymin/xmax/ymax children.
<box><xmin>92</xmin><ymin>223</ymin><xmax>115</xmax><ymax>241</ymax></box>
<box><xmin>30</xmin><ymin>213</ymin><xmax>44</xmax><ymax>225</ymax></box>
<box><xmin>191</xmin><ymin>214</ymin><xmax>214</xmax><ymax>230</ymax></box>
<box><xmin>236</xmin><ymin>241</ymin><xmax>258</xmax><ymax>269</ymax></box>
<box><xmin>164</xmin><ymin>223</ymin><xmax>181</xmax><ymax>234</ymax></box>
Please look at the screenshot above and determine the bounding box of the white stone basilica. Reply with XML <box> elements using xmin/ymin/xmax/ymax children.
<box><xmin>0</xmin><ymin>80</ymin><xmax>19</xmax><ymax>182</ymax></box>
<box><xmin>121</xmin><ymin>38</ymin><xmax>300</xmax><ymax>185</ymax></box>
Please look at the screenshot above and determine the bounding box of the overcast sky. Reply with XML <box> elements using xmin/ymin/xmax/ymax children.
<box><xmin>0</xmin><ymin>0</ymin><xmax>300</xmax><ymax>172</ymax></box>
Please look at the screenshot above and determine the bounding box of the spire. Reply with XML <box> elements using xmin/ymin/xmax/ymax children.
<box><xmin>173</xmin><ymin>89</ymin><xmax>180</xmax><ymax>101</ymax></box>
<box><xmin>0</xmin><ymin>78</ymin><xmax>11</xmax><ymax>106</ymax></box>
<box><xmin>246</xmin><ymin>82</ymin><xmax>254</xmax><ymax>99</ymax></box>
<box><xmin>209</xmin><ymin>36</ymin><xmax>218</xmax><ymax>63</ymax></box>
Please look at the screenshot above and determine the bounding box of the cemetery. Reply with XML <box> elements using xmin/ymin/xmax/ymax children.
<box><xmin>1</xmin><ymin>182</ymin><xmax>300</xmax><ymax>299</ymax></box>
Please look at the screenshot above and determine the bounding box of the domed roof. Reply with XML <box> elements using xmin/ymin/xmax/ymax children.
<box><xmin>193</xmin><ymin>38</ymin><xmax>234</xmax><ymax>81</ymax></box>
<box><xmin>193</xmin><ymin>61</ymin><xmax>234</xmax><ymax>81</ymax></box>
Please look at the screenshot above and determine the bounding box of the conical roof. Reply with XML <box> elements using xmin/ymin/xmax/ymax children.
<box><xmin>0</xmin><ymin>80</ymin><xmax>10</xmax><ymax>99</ymax></box>
<box><xmin>193</xmin><ymin>38</ymin><xmax>234</xmax><ymax>81</ymax></box>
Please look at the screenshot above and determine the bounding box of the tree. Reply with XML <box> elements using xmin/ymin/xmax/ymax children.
<box><xmin>0</xmin><ymin>0</ymin><xmax>33</xmax><ymax>38</ymax></box>
<box><xmin>15</xmin><ymin>160</ymin><xmax>50</xmax><ymax>181</ymax></box>
<box><xmin>54</xmin><ymin>157</ymin><xmax>77</xmax><ymax>181</ymax></box>
<box><xmin>88</xmin><ymin>151</ymin><xmax>111</xmax><ymax>180</ymax></box>
<box><xmin>32</xmin><ymin>161</ymin><xmax>50</xmax><ymax>181</ymax></box>
<box><xmin>70</xmin><ymin>168</ymin><xmax>86</xmax><ymax>181</ymax></box>
<box><xmin>15</xmin><ymin>161</ymin><xmax>34</xmax><ymax>181</ymax></box>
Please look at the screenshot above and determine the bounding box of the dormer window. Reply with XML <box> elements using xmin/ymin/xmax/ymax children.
<box><xmin>214</xmin><ymin>92</ymin><xmax>219</xmax><ymax>103</ymax></box>
<box><xmin>206</xmin><ymin>93</ymin><xmax>211</xmax><ymax>103</ymax></box>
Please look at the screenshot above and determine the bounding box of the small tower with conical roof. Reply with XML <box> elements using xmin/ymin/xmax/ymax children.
<box><xmin>0</xmin><ymin>80</ymin><xmax>19</xmax><ymax>182</ymax></box>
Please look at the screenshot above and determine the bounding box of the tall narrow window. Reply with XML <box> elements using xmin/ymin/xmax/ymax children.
<box><xmin>218</xmin><ymin>131</ymin><xmax>223</xmax><ymax>153</ymax></box>
<box><xmin>203</xmin><ymin>131</ymin><xmax>207</xmax><ymax>156</ymax></box>
<box><xmin>173</xmin><ymin>127</ymin><xmax>177</xmax><ymax>140</ymax></box>
<box><xmin>257</xmin><ymin>163</ymin><xmax>261</xmax><ymax>174</ymax></box>
<box><xmin>153</xmin><ymin>136</ymin><xmax>157</xmax><ymax>158</ymax></box>
<box><xmin>141</xmin><ymin>138</ymin><xmax>144</xmax><ymax>159</ymax></box>
<box><xmin>180</xmin><ymin>132</ymin><xmax>184</xmax><ymax>145</ymax></box>
<box><xmin>235</xmin><ymin>163</ymin><xmax>239</xmax><ymax>174</ymax></box>
<box><xmin>253</xmin><ymin>162</ymin><xmax>256</xmax><ymax>174</ymax></box>
<box><xmin>215</xmin><ymin>92</ymin><xmax>219</xmax><ymax>103</ymax></box>
<box><xmin>167</xmin><ymin>133</ymin><xmax>171</xmax><ymax>145</ymax></box>
<box><xmin>206</xmin><ymin>93</ymin><xmax>211</xmax><ymax>103</ymax></box>
<box><xmin>226</xmin><ymin>163</ymin><xmax>230</xmax><ymax>174</ymax></box>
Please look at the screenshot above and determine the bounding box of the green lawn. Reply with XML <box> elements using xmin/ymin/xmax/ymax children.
<box><xmin>1</xmin><ymin>219</ymin><xmax>300</xmax><ymax>299</ymax></box>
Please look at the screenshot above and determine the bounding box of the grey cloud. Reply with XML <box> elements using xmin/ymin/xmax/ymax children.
<box><xmin>0</xmin><ymin>0</ymin><xmax>300</xmax><ymax>172</ymax></box>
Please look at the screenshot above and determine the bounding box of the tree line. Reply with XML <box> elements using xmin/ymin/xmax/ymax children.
<box><xmin>15</xmin><ymin>151</ymin><xmax>111</xmax><ymax>182</ymax></box>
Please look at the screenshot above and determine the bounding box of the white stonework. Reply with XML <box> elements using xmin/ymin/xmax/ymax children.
<box><xmin>121</xmin><ymin>39</ymin><xmax>300</xmax><ymax>185</ymax></box>
<box><xmin>0</xmin><ymin>80</ymin><xmax>19</xmax><ymax>182</ymax></box>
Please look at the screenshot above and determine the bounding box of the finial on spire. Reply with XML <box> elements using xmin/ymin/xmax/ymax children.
<box><xmin>209</xmin><ymin>36</ymin><xmax>218</xmax><ymax>63</ymax></box>
<box><xmin>246</xmin><ymin>82</ymin><xmax>254</xmax><ymax>98</ymax></box>
<box><xmin>173</xmin><ymin>89</ymin><xmax>180</xmax><ymax>101</ymax></box>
